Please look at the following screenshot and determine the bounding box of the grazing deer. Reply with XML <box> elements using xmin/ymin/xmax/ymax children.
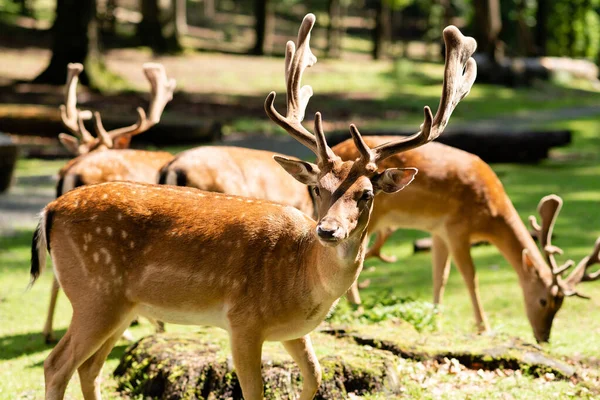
<box><xmin>30</xmin><ymin>15</ymin><xmax>476</xmax><ymax>399</ymax></box>
<box><xmin>43</xmin><ymin>63</ymin><xmax>175</xmax><ymax>343</ymax></box>
<box><xmin>333</xmin><ymin>139</ymin><xmax>600</xmax><ymax>342</ymax></box>
<box><xmin>158</xmin><ymin>146</ymin><xmax>315</xmax><ymax>217</ymax></box>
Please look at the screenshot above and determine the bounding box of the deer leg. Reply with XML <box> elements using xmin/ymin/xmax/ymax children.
<box><xmin>432</xmin><ymin>235</ymin><xmax>451</xmax><ymax>305</ymax></box>
<box><xmin>447</xmin><ymin>236</ymin><xmax>490</xmax><ymax>333</ymax></box>
<box><xmin>346</xmin><ymin>280</ymin><xmax>362</xmax><ymax>305</ymax></box>
<box><xmin>366</xmin><ymin>228</ymin><xmax>397</xmax><ymax>263</ymax></box>
<box><xmin>43</xmin><ymin>276</ymin><xmax>61</xmax><ymax>344</ymax></box>
<box><xmin>282</xmin><ymin>335</ymin><xmax>322</xmax><ymax>400</ymax></box>
<box><xmin>44</xmin><ymin>303</ymin><xmax>134</xmax><ymax>400</ymax></box>
<box><xmin>78</xmin><ymin>318</ymin><xmax>133</xmax><ymax>400</ymax></box>
<box><xmin>146</xmin><ymin>317</ymin><xmax>166</xmax><ymax>333</ymax></box>
<box><xmin>230</xmin><ymin>331</ymin><xmax>264</xmax><ymax>400</ymax></box>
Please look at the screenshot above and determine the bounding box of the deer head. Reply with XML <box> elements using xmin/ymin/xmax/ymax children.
<box><xmin>265</xmin><ymin>14</ymin><xmax>477</xmax><ymax>246</ymax></box>
<box><xmin>523</xmin><ymin>194</ymin><xmax>600</xmax><ymax>342</ymax></box>
<box><xmin>58</xmin><ymin>63</ymin><xmax>176</xmax><ymax>155</ymax></box>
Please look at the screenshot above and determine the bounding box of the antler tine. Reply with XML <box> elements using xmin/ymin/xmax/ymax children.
<box><xmin>349</xmin><ymin>124</ymin><xmax>378</xmax><ymax>172</ymax></box>
<box><xmin>59</xmin><ymin>63</ymin><xmax>94</xmax><ymax>151</ymax></box>
<box><xmin>532</xmin><ymin>195</ymin><xmax>571</xmax><ymax>278</ymax></box>
<box><xmin>371</xmin><ymin>26</ymin><xmax>477</xmax><ymax>164</ymax></box>
<box><xmin>265</xmin><ymin>13</ymin><xmax>332</xmax><ymax>159</ymax></box>
<box><xmin>98</xmin><ymin>63</ymin><xmax>174</xmax><ymax>144</ymax></box>
<box><xmin>142</xmin><ymin>63</ymin><xmax>176</xmax><ymax>125</ymax></box>
<box><xmin>560</xmin><ymin>237</ymin><xmax>600</xmax><ymax>298</ymax></box>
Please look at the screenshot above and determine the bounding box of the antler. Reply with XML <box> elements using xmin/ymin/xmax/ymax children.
<box><xmin>529</xmin><ymin>195</ymin><xmax>600</xmax><ymax>298</ymax></box>
<box><xmin>91</xmin><ymin>63</ymin><xmax>176</xmax><ymax>150</ymax></box>
<box><xmin>58</xmin><ymin>63</ymin><xmax>175</xmax><ymax>155</ymax></box>
<box><xmin>528</xmin><ymin>195</ymin><xmax>573</xmax><ymax>278</ymax></box>
<box><xmin>356</xmin><ymin>26</ymin><xmax>477</xmax><ymax>166</ymax></box>
<box><xmin>264</xmin><ymin>13</ymin><xmax>337</xmax><ymax>164</ymax></box>
<box><xmin>58</xmin><ymin>63</ymin><xmax>95</xmax><ymax>155</ymax></box>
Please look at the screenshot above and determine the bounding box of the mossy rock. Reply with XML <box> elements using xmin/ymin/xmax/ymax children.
<box><xmin>114</xmin><ymin>328</ymin><xmax>401</xmax><ymax>399</ymax></box>
<box><xmin>325</xmin><ymin>321</ymin><xmax>575</xmax><ymax>379</ymax></box>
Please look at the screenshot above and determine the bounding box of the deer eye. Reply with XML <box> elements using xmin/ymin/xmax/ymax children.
<box><xmin>360</xmin><ymin>190</ymin><xmax>374</xmax><ymax>202</ymax></box>
<box><xmin>539</xmin><ymin>298</ymin><xmax>547</xmax><ymax>307</ymax></box>
<box><xmin>313</xmin><ymin>187</ymin><xmax>320</xmax><ymax>197</ymax></box>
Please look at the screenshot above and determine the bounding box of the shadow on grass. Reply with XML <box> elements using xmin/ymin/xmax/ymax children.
<box><xmin>28</xmin><ymin>343</ymin><xmax>130</xmax><ymax>368</ymax></box>
<box><xmin>0</xmin><ymin>329</ymin><xmax>66</xmax><ymax>361</ymax></box>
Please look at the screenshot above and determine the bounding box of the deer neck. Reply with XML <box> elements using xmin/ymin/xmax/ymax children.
<box><xmin>492</xmin><ymin>204</ymin><xmax>554</xmax><ymax>287</ymax></box>
<box><xmin>310</xmin><ymin>209</ymin><xmax>371</xmax><ymax>299</ymax></box>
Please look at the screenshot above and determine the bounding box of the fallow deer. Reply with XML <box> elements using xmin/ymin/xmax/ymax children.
<box><xmin>333</xmin><ymin>139</ymin><xmax>600</xmax><ymax>342</ymax></box>
<box><xmin>158</xmin><ymin>146</ymin><xmax>315</xmax><ymax>217</ymax></box>
<box><xmin>30</xmin><ymin>15</ymin><xmax>476</xmax><ymax>399</ymax></box>
<box><xmin>43</xmin><ymin>62</ymin><xmax>175</xmax><ymax>343</ymax></box>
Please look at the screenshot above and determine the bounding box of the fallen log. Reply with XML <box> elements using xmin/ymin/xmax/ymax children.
<box><xmin>322</xmin><ymin>322</ymin><xmax>576</xmax><ymax>379</ymax></box>
<box><xmin>0</xmin><ymin>104</ymin><xmax>221</xmax><ymax>146</ymax></box>
<box><xmin>328</xmin><ymin>127</ymin><xmax>571</xmax><ymax>163</ymax></box>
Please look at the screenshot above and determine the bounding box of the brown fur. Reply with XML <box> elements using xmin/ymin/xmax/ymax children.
<box><xmin>333</xmin><ymin>137</ymin><xmax>562</xmax><ymax>342</ymax></box>
<box><xmin>43</xmin><ymin>149</ymin><xmax>174</xmax><ymax>343</ymax></box>
<box><xmin>161</xmin><ymin>146</ymin><xmax>314</xmax><ymax>217</ymax></box>
<box><xmin>36</xmin><ymin>152</ymin><xmax>380</xmax><ymax>399</ymax></box>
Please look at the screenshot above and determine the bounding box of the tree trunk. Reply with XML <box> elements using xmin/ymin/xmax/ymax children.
<box><xmin>173</xmin><ymin>0</ymin><xmax>187</xmax><ymax>35</ymax></box>
<box><xmin>473</xmin><ymin>0</ymin><xmax>502</xmax><ymax>63</ymax></box>
<box><xmin>535</xmin><ymin>0</ymin><xmax>549</xmax><ymax>56</ymax></box>
<box><xmin>137</xmin><ymin>0</ymin><xmax>181</xmax><ymax>53</ymax></box>
<box><xmin>101</xmin><ymin>0</ymin><xmax>118</xmax><ymax>36</ymax></box>
<box><xmin>326</xmin><ymin>0</ymin><xmax>344</xmax><ymax>58</ymax></box>
<box><xmin>372</xmin><ymin>0</ymin><xmax>391</xmax><ymax>60</ymax></box>
<box><xmin>204</xmin><ymin>0</ymin><xmax>215</xmax><ymax>19</ymax></box>
<box><xmin>33</xmin><ymin>0</ymin><xmax>101</xmax><ymax>85</ymax></box>
<box><xmin>515</xmin><ymin>0</ymin><xmax>535</xmax><ymax>56</ymax></box>
<box><xmin>252</xmin><ymin>0</ymin><xmax>273</xmax><ymax>55</ymax></box>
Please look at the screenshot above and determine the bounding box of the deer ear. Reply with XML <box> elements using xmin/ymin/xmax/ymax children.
<box><xmin>113</xmin><ymin>135</ymin><xmax>132</xmax><ymax>149</ymax></box>
<box><xmin>273</xmin><ymin>155</ymin><xmax>320</xmax><ymax>186</ymax></box>
<box><xmin>372</xmin><ymin>167</ymin><xmax>418</xmax><ymax>194</ymax></box>
<box><xmin>58</xmin><ymin>133</ymin><xmax>81</xmax><ymax>155</ymax></box>
<box><xmin>522</xmin><ymin>249</ymin><xmax>536</xmax><ymax>270</ymax></box>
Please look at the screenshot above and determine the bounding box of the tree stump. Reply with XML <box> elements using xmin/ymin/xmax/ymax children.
<box><xmin>0</xmin><ymin>134</ymin><xmax>18</xmax><ymax>193</ymax></box>
<box><xmin>114</xmin><ymin>328</ymin><xmax>401</xmax><ymax>399</ymax></box>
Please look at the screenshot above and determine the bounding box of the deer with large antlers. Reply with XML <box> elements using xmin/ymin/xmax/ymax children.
<box><xmin>42</xmin><ymin>63</ymin><xmax>175</xmax><ymax>344</ymax></box>
<box><xmin>333</xmin><ymin>140</ymin><xmax>600</xmax><ymax>342</ymax></box>
<box><xmin>30</xmin><ymin>15</ymin><xmax>476</xmax><ymax>399</ymax></box>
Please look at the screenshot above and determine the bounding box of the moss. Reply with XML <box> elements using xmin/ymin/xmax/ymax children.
<box><xmin>114</xmin><ymin>328</ymin><xmax>401</xmax><ymax>399</ymax></box>
<box><xmin>323</xmin><ymin>321</ymin><xmax>576</xmax><ymax>379</ymax></box>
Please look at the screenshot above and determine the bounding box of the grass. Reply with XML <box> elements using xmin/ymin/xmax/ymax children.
<box><xmin>3</xmin><ymin>41</ymin><xmax>600</xmax><ymax>396</ymax></box>
<box><xmin>2</xmin><ymin>116</ymin><xmax>600</xmax><ymax>398</ymax></box>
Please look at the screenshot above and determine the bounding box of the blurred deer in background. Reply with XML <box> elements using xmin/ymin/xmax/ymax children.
<box><xmin>333</xmin><ymin>138</ymin><xmax>600</xmax><ymax>342</ymax></box>
<box><xmin>43</xmin><ymin>62</ymin><xmax>175</xmax><ymax>343</ymax></box>
<box><xmin>30</xmin><ymin>15</ymin><xmax>476</xmax><ymax>399</ymax></box>
<box><xmin>158</xmin><ymin>146</ymin><xmax>315</xmax><ymax>217</ymax></box>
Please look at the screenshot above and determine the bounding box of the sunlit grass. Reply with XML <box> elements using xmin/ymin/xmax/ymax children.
<box><xmin>2</xmin><ymin>116</ymin><xmax>600</xmax><ymax>398</ymax></box>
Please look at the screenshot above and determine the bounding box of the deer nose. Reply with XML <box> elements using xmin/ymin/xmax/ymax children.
<box><xmin>316</xmin><ymin>220</ymin><xmax>343</xmax><ymax>241</ymax></box>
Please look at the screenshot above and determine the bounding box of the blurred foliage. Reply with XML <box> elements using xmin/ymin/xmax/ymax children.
<box><xmin>547</xmin><ymin>0</ymin><xmax>600</xmax><ymax>60</ymax></box>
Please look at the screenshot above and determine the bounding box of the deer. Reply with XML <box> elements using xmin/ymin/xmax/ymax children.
<box><xmin>158</xmin><ymin>146</ymin><xmax>315</xmax><ymax>217</ymax></box>
<box><xmin>333</xmin><ymin>138</ymin><xmax>600</xmax><ymax>342</ymax></box>
<box><xmin>42</xmin><ymin>62</ymin><xmax>175</xmax><ymax>344</ymax></box>
<box><xmin>29</xmin><ymin>14</ymin><xmax>476</xmax><ymax>399</ymax></box>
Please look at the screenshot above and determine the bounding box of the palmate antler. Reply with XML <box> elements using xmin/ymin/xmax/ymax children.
<box><xmin>58</xmin><ymin>63</ymin><xmax>176</xmax><ymax>155</ymax></box>
<box><xmin>264</xmin><ymin>14</ymin><xmax>477</xmax><ymax>168</ymax></box>
<box><xmin>529</xmin><ymin>195</ymin><xmax>600</xmax><ymax>298</ymax></box>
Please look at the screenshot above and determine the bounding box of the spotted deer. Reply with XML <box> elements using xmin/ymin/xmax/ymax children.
<box><xmin>333</xmin><ymin>138</ymin><xmax>600</xmax><ymax>342</ymax></box>
<box><xmin>158</xmin><ymin>146</ymin><xmax>315</xmax><ymax>217</ymax></box>
<box><xmin>30</xmin><ymin>15</ymin><xmax>476</xmax><ymax>399</ymax></box>
<box><xmin>43</xmin><ymin>62</ymin><xmax>175</xmax><ymax>343</ymax></box>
